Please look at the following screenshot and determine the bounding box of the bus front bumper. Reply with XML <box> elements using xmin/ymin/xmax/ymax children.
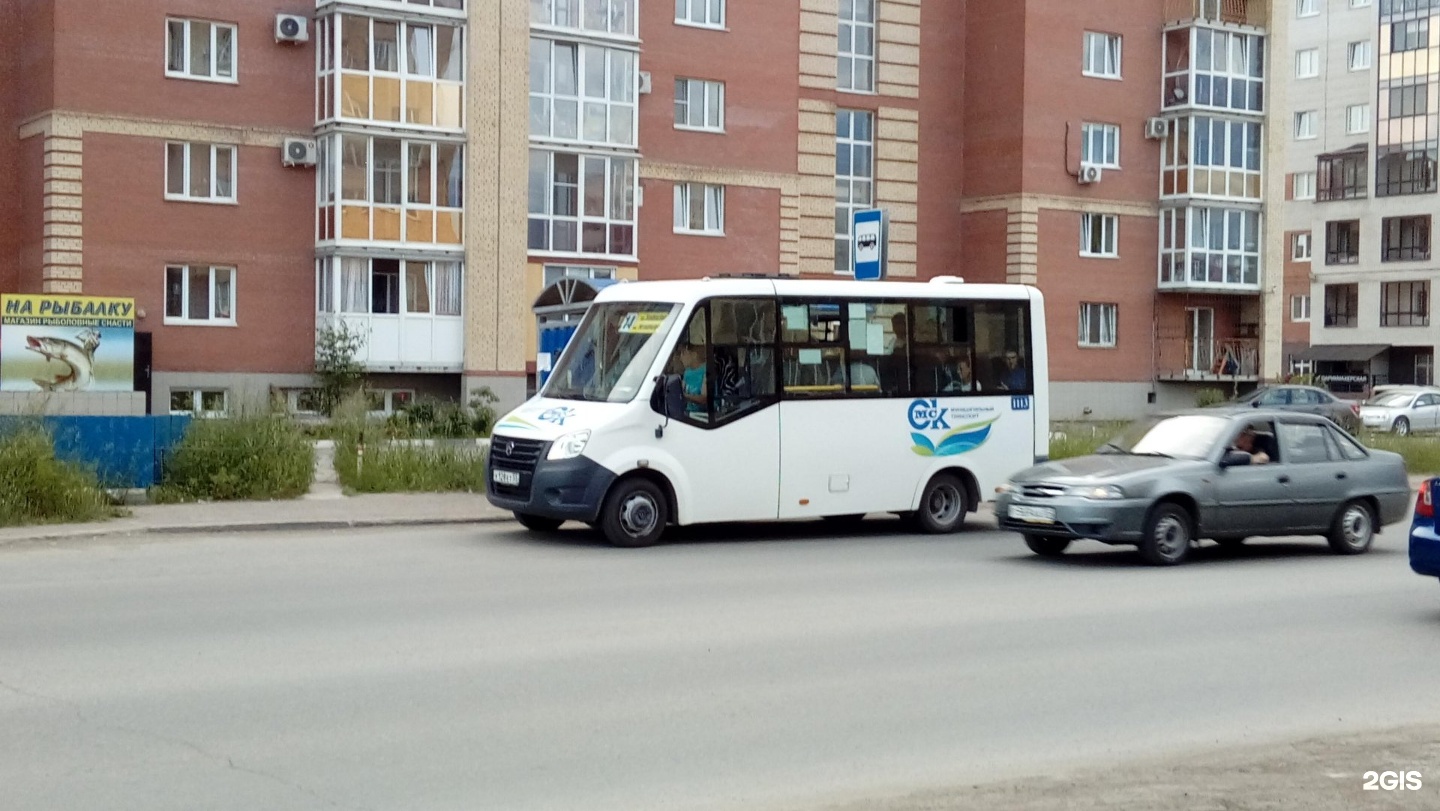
<box><xmin>485</xmin><ymin>454</ymin><xmax>617</xmax><ymax>523</ymax></box>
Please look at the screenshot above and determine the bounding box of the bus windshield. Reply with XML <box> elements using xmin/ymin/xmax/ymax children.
<box><xmin>543</xmin><ymin>302</ymin><xmax>682</xmax><ymax>403</ymax></box>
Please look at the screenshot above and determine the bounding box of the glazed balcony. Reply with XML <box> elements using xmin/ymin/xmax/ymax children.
<box><xmin>1163</xmin><ymin>0</ymin><xmax>1268</xmax><ymax>28</ymax></box>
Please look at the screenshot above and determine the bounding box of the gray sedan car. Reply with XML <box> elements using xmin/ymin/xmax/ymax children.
<box><xmin>996</xmin><ymin>410</ymin><xmax>1411</xmax><ymax>565</ymax></box>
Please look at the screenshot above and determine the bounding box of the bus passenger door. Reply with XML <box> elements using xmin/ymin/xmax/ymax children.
<box><xmin>659</xmin><ymin>300</ymin><xmax>782</xmax><ymax>525</ymax></box>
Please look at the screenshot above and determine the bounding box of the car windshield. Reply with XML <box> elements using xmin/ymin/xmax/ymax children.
<box><xmin>1099</xmin><ymin>414</ymin><xmax>1233</xmax><ymax>460</ymax></box>
<box><xmin>542</xmin><ymin>302</ymin><xmax>682</xmax><ymax>403</ymax></box>
<box><xmin>1368</xmin><ymin>391</ymin><xmax>1416</xmax><ymax>407</ymax></box>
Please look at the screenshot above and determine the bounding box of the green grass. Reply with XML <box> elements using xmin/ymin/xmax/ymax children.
<box><xmin>334</xmin><ymin>440</ymin><xmax>486</xmax><ymax>493</ymax></box>
<box><xmin>153</xmin><ymin>416</ymin><xmax>314</xmax><ymax>502</ymax></box>
<box><xmin>0</xmin><ymin>427</ymin><xmax>112</xmax><ymax>527</ymax></box>
<box><xmin>1048</xmin><ymin>421</ymin><xmax>1127</xmax><ymax>461</ymax></box>
<box><xmin>1357</xmin><ymin>432</ymin><xmax>1440</xmax><ymax>476</ymax></box>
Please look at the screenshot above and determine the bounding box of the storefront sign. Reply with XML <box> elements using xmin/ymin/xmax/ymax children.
<box><xmin>0</xmin><ymin>295</ymin><xmax>136</xmax><ymax>392</ymax></box>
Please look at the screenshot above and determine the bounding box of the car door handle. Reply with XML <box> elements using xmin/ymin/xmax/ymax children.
<box><xmin>1277</xmin><ymin>475</ymin><xmax>1291</xmax><ymax>484</ymax></box>
<box><xmin>1336</xmin><ymin>472</ymin><xmax>1347</xmax><ymax>480</ymax></box>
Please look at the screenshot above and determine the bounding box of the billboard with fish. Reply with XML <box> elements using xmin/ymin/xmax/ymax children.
<box><xmin>0</xmin><ymin>295</ymin><xmax>136</xmax><ymax>392</ymax></box>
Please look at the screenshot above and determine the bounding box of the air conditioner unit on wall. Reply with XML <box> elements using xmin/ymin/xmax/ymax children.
<box><xmin>282</xmin><ymin>137</ymin><xmax>318</xmax><ymax>167</ymax></box>
<box><xmin>1077</xmin><ymin>163</ymin><xmax>1103</xmax><ymax>185</ymax></box>
<box><xmin>276</xmin><ymin>14</ymin><xmax>309</xmax><ymax>43</ymax></box>
<box><xmin>638</xmin><ymin>71</ymin><xmax>652</xmax><ymax>94</ymax></box>
<box><xmin>1144</xmin><ymin>117</ymin><xmax>1169</xmax><ymax>139</ymax></box>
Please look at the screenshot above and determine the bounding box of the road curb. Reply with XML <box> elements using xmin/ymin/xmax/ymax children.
<box><xmin>0</xmin><ymin>515</ymin><xmax>515</xmax><ymax>547</ymax></box>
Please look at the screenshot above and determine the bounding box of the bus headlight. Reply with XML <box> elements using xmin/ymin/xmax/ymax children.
<box><xmin>547</xmin><ymin>430</ymin><xmax>591</xmax><ymax>460</ymax></box>
<box><xmin>1069</xmin><ymin>484</ymin><xmax>1124</xmax><ymax>500</ymax></box>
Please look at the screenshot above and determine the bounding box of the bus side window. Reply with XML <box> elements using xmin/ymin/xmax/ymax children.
<box><xmin>910</xmin><ymin>303</ymin><xmax>975</xmax><ymax>396</ymax></box>
<box><xmin>781</xmin><ymin>301</ymin><xmax>846</xmax><ymax>397</ymax></box>
<box><xmin>711</xmin><ymin>298</ymin><xmax>777</xmax><ymax>421</ymax></box>
<box><xmin>974</xmin><ymin>301</ymin><xmax>1031</xmax><ymax>394</ymax></box>
<box><xmin>846</xmin><ymin>301</ymin><xmax>908</xmax><ymax>396</ymax></box>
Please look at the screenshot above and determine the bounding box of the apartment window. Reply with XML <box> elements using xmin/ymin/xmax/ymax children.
<box><xmin>1162</xmin><ymin>116</ymin><xmax>1262</xmax><ymax>200</ymax></box>
<box><xmin>1081</xmin><ymin>123</ymin><xmax>1120</xmax><ymax>168</ymax></box>
<box><xmin>1293</xmin><ymin>171</ymin><xmax>1317</xmax><ymax>200</ymax></box>
<box><xmin>165</xmin><ymin>265</ymin><xmax>235</xmax><ymax>324</ymax></box>
<box><xmin>1324</xmin><ymin>283</ymin><xmax>1359</xmax><ymax>327</ymax></box>
<box><xmin>322</xmin><ymin>257</ymin><xmax>461</xmax><ymax>316</ymax></box>
<box><xmin>1382</xmin><ymin>215</ymin><xmax>1431</xmax><ymax>261</ymax></box>
<box><xmin>1387</xmin><ymin>84</ymin><xmax>1429</xmax><ymax>118</ymax></box>
<box><xmin>1392</xmin><ymin>18</ymin><xmax>1429</xmax><ymax>53</ymax></box>
<box><xmin>1079</xmin><ymin>303</ymin><xmax>1118</xmax><ymax>348</ymax></box>
<box><xmin>674</xmin><ymin>78</ymin><xmax>724</xmax><ymax>131</ymax></box>
<box><xmin>1083</xmin><ymin>32</ymin><xmax>1122</xmax><ymax>78</ymax></box>
<box><xmin>333</xmin><ymin>14</ymin><xmax>465</xmax><ymax>129</ymax></box>
<box><xmin>1297</xmin><ymin>0</ymin><xmax>1318</xmax><ymax>16</ymax></box>
<box><xmin>1348</xmin><ymin>40</ymin><xmax>1372</xmax><ymax>71</ymax></box>
<box><xmin>1376</xmin><ymin>147</ymin><xmax>1438</xmax><ymax>196</ymax></box>
<box><xmin>1295</xmin><ymin>110</ymin><xmax>1317</xmax><ymax>139</ymax></box>
<box><xmin>527</xmin><ymin>150</ymin><xmax>637</xmax><ymax>256</ymax></box>
<box><xmin>1164</xmin><ymin>29</ymin><xmax>1264</xmax><ymax>114</ymax></box>
<box><xmin>675</xmin><ymin>0</ymin><xmax>724</xmax><ymax>29</ymax></box>
<box><xmin>166</xmin><ymin>19</ymin><xmax>236</xmax><ymax>81</ymax></box>
<box><xmin>838</xmin><ymin>0</ymin><xmax>876</xmax><ymax>93</ymax></box>
<box><xmin>1292</xmin><ymin>232</ymin><xmax>1313</xmax><ymax>261</ymax></box>
<box><xmin>1291</xmin><ymin>294</ymin><xmax>1311</xmax><ymax>322</ymax></box>
<box><xmin>835</xmin><ymin>109</ymin><xmax>874</xmax><ymax>273</ymax></box>
<box><xmin>542</xmin><ymin>264</ymin><xmax>616</xmax><ymax>287</ymax></box>
<box><xmin>1381</xmin><ymin>280</ymin><xmax>1430</xmax><ymax>326</ymax></box>
<box><xmin>1351</xmin><ymin>0</ymin><xmax>1371</xmax><ymax>6</ymax></box>
<box><xmin>673</xmin><ymin>182</ymin><xmax>724</xmax><ymax>235</ymax></box>
<box><xmin>1295</xmin><ymin>48</ymin><xmax>1320</xmax><ymax>78</ymax></box>
<box><xmin>1316</xmin><ymin>149</ymin><xmax>1368</xmax><ymax>200</ymax></box>
<box><xmin>1347</xmin><ymin>104</ymin><xmax>1371</xmax><ymax>134</ymax></box>
<box><xmin>329</xmin><ymin>134</ymin><xmax>464</xmax><ymax>244</ymax></box>
<box><xmin>170</xmin><ymin>389</ymin><xmax>229</xmax><ymax>417</ymax></box>
<box><xmin>1325</xmin><ymin>220</ymin><xmax>1360</xmax><ymax>264</ymax></box>
<box><xmin>529</xmin><ymin>39</ymin><xmax>637</xmax><ymax>147</ymax></box>
<box><xmin>532</xmin><ymin>0</ymin><xmax>635</xmax><ymax>35</ymax></box>
<box><xmin>1080</xmin><ymin>213</ymin><xmax>1118</xmax><ymax>257</ymax></box>
<box><xmin>165</xmin><ymin>143</ymin><xmax>236</xmax><ymax>203</ymax></box>
<box><xmin>1289</xmin><ymin>357</ymin><xmax>1314</xmax><ymax>376</ymax></box>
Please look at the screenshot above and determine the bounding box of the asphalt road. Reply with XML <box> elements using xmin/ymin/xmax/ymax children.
<box><xmin>2</xmin><ymin>516</ymin><xmax>1440</xmax><ymax>811</ymax></box>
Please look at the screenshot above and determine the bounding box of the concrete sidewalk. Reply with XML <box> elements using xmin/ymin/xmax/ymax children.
<box><xmin>0</xmin><ymin>492</ymin><xmax>514</xmax><ymax>546</ymax></box>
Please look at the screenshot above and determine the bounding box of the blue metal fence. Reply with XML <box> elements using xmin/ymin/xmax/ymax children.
<box><xmin>0</xmin><ymin>415</ymin><xmax>193</xmax><ymax>489</ymax></box>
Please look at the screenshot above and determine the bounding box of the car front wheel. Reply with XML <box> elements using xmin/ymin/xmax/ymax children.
<box><xmin>1394</xmin><ymin>417</ymin><xmax>1411</xmax><ymax>436</ymax></box>
<box><xmin>1139</xmin><ymin>502</ymin><xmax>1193</xmax><ymax>566</ymax></box>
<box><xmin>1328</xmin><ymin>499</ymin><xmax>1375</xmax><ymax>555</ymax></box>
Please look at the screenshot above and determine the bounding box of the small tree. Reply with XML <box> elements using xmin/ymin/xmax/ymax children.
<box><xmin>315</xmin><ymin>322</ymin><xmax>367</xmax><ymax>417</ymax></box>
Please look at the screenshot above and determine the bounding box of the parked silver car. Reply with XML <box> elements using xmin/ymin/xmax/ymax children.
<box><xmin>996</xmin><ymin>410</ymin><xmax>1411</xmax><ymax>565</ymax></box>
<box><xmin>1359</xmin><ymin>387</ymin><xmax>1440</xmax><ymax>435</ymax></box>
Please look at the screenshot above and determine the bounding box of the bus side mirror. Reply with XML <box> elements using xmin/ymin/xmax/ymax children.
<box><xmin>650</xmin><ymin>375</ymin><xmax>684</xmax><ymax>419</ymax></box>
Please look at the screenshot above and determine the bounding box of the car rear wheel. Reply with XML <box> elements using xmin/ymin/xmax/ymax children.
<box><xmin>1139</xmin><ymin>502</ymin><xmax>1193</xmax><ymax>566</ymax></box>
<box><xmin>1327</xmin><ymin>499</ymin><xmax>1375</xmax><ymax>555</ymax></box>
<box><xmin>514</xmin><ymin>512</ymin><xmax>563</xmax><ymax>532</ymax></box>
<box><xmin>1024</xmin><ymin>535</ymin><xmax>1070</xmax><ymax>557</ymax></box>
<box><xmin>1394</xmin><ymin>417</ymin><xmax>1411</xmax><ymax>436</ymax></box>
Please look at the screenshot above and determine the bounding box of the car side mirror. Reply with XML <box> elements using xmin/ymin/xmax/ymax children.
<box><xmin>1251</xmin><ymin>400</ymin><xmax>1261</xmax><ymax>408</ymax></box>
<box><xmin>1220</xmin><ymin>450</ymin><xmax>1252</xmax><ymax>468</ymax></box>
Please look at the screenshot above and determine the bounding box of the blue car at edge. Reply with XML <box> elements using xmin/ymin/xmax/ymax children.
<box><xmin>1411</xmin><ymin>478</ymin><xmax>1440</xmax><ymax>584</ymax></box>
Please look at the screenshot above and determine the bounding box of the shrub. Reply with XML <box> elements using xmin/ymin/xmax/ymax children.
<box><xmin>315</xmin><ymin>322</ymin><xmax>367</xmax><ymax>417</ymax></box>
<box><xmin>154</xmin><ymin>416</ymin><xmax>313</xmax><ymax>502</ymax></box>
<box><xmin>0</xmin><ymin>427</ymin><xmax>111</xmax><ymax>526</ymax></box>
<box><xmin>1195</xmin><ymin>387</ymin><xmax>1227</xmax><ymax>408</ymax></box>
<box><xmin>333</xmin><ymin>439</ymin><xmax>486</xmax><ymax>493</ymax></box>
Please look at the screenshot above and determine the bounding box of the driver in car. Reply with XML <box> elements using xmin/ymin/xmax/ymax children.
<box><xmin>1230</xmin><ymin>426</ymin><xmax>1271</xmax><ymax>465</ymax></box>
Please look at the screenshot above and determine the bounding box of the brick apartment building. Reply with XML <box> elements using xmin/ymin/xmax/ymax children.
<box><xmin>1</xmin><ymin>0</ymin><xmax>1312</xmax><ymax>420</ymax></box>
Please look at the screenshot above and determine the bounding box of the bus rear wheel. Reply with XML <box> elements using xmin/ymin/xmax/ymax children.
<box><xmin>599</xmin><ymin>478</ymin><xmax>669</xmax><ymax>548</ymax></box>
<box><xmin>911</xmin><ymin>473</ymin><xmax>968</xmax><ymax>534</ymax></box>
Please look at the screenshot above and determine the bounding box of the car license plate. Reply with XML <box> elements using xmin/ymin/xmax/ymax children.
<box><xmin>1009</xmin><ymin>504</ymin><xmax>1056</xmax><ymax>524</ymax></box>
<box><xmin>491</xmin><ymin>469</ymin><xmax>521</xmax><ymax>487</ymax></box>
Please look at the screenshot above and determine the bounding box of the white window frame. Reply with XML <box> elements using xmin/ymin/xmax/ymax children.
<box><xmin>527</xmin><ymin>150</ymin><xmax>638</xmax><ymax>258</ymax></box>
<box><xmin>673</xmin><ymin>183</ymin><xmax>725</xmax><ymax>236</ymax></box>
<box><xmin>1292</xmin><ymin>232</ymin><xmax>1313</xmax><ymax>261</ymax></box>
<box><xmin>834</xmin><ymin>109</ymin><xmax>875</xmax><ymax>274</ymax></box>
<box><xmin>170</xmin><ymin>389</ymin><xmax>230</xmax><ymax>418</ymax></box>
<box><xmin>1293</xmin><ymin>170</ymin><xmax>1317</xmax><ymax>200</ymax></box>
<box><xmin>165</xmin><ymin>142</ymin><xmax>237</xmax><ymax>203</ymax></box>
<box><xmin>164</xmin><ymin>265</ymin><xmax>237</xmax><ymax>325</ymax></box>
<box><xmin>1349</xmin><ymin>40</ymin><xmax>1372</xmax><ymax>71</ymax></box>
<box><xmin>1295</xmin><ymin>110</ymin><xmax>1318</xmax><ymax>140</ymax></box>
<box><xmin>1081</xmin><ymin>123</ymin><xmax>1120</xmax><ymax>169</ymax></box>
<box><xmin>320</xmin><ymin>257</ymin><xmax>462</xmax><ymax>317</ymax></box>
<box><xmin>1079</xmin><ymin>303</ymin><xmax>1118</xmax><ymax>348</ymax></box>
<box><xmin>1291</xmin><ymin>294</ymin><xmax>1312</xmax><ymax>322</ymax></box>
<box><xmin>675</xmin><ymin>0</ymin><xmax>725</xmax><ymax>30</ymax></box>
<box><xmin>1080</xmin><ymin>213</ymin><xmax>1119</xmax><ymax>258</ymax></box>
<box><xmin>1295</xmin><ymin>48</ymin><xmax>1320</xmax><ymax>79</ymax></box>
<box><xmin>529</xmin><ymin>38</ymin><xmax>638</xmax><ymax>148</ymax></box>
<box><xmin>1083</xmin><ymin>31</ymin><xmax>1122</xmax><ymax>79</ymax></box>
<box><xmin>1289</xmin><ymin>357</ymin><xmax>1314</xmax><ymax>376</ymax></box>
<box><xmin>1351</xmin><ymin>0</ymin><xmax>1372</xmax><ymax>6</ymax></box>
<box><xmin>365</xmin><ymin>389</ymin><xmax>417</xmax><ymax>417</ymax></box>
<box><xmin>543</xmin><ymin>264</ymin><xmax>617</xmax><ymax>286</ymax></box>
<box><xmin>1297</xmin><ymin>0</ymin><xmax>1319</xmax><ymax>16</ymax></box>
<box><xmin>165</xmin><ymin>18</ymin><xmax>236</xmax><ymax>83</ymax></box>
<box><xmin>674</xmin><ymin>78</ymin><xmax>724</xmax><ymax>132</ymax></box>
<box><xmin>532</xmin><ymin>0</ymin><xmax>636</xmax><ymax>36</ymax></box>
<box><xmin>1346</xmin><ymin>103</ymin><xmax>1371</xmax><ymax>134</ymax></box>
<box><xmin>838</xmin><ymin>0</ymin><xmax>876</xmax><ymax>93</ymax></box>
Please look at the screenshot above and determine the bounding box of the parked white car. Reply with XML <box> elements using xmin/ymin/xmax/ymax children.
<box><xmin>1360</xmin><ymin>387</ymin><xmax>1440</xmax><ymax>435</ymax></box>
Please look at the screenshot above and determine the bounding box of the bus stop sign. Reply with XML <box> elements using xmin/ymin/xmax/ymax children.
<box><xmin>852</xmin><ymin>208</ymin><xmax>887</xmax><ymax>281</ymax></box>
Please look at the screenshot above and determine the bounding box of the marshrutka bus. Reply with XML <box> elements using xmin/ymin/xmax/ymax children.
<box><xmin>487</xmin><ymin>276</ymin><xmax>1049</xmax><ymax>547</ymax></box>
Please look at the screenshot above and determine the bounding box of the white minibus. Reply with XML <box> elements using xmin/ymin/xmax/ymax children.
<box><xmin>487</xmin><ymin>277</ymin><xmax>1049</xmax><ymax>547</ymax></box>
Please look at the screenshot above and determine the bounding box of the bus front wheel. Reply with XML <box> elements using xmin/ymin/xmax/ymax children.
<box><xmin>599</xmin><ymin>478</ymin><xmax>669</xmax><ymax>548</ymax></box>
<box><xmin>911</xmin><ymin>473</ymin><xmax>968</xmax><ymax>534</ymax></box>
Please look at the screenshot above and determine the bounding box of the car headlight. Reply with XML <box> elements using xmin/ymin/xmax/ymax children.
<box><xmin>1069</xmin><ymin>484</ymin><xmax>1124</xmax><ymax>500</ymax></box>
<box><xmin>547</xmin><ymin>430</ymin><xmax>591</xmax><ymax>460</ymax></box>
<box><xmin>995</xmin><ymin>482</ymin><xmax>1014</xmax><ymax>495</ymax></box>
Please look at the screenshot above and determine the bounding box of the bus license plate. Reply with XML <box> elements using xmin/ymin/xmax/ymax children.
<box><xmin>1009</xmin><ymin>505</ymin><xmax>1056</xmax><ymax>524</ymax></box>
<box><xmin>492</xmin><ymin>469</ymin><xmax>521</xmax><ymax>487</ymax></box>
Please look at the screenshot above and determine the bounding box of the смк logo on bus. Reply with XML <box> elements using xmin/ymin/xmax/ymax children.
<box><xmin>907</xmin><ymin>398</ymin><xmax>998</xmax><ymax>458</ymax></box>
